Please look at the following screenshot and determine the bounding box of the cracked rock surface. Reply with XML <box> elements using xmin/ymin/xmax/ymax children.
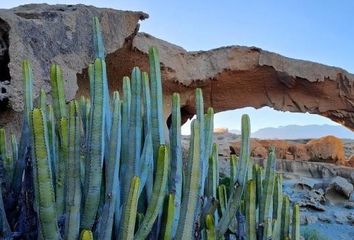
<box><xmin>1</xmin><ymin>4</ymin><xmax>354</xmax><ymax>135</ymax></box>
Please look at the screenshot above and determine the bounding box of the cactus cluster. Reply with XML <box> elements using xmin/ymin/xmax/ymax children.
<box><xmin>0</xmin><ymin>17</ymin><xmax>300</xmax><ymax>240</ymax></box>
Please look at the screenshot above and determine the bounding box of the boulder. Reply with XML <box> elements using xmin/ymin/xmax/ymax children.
<box><xmin>306</xmin><ymin>136</ymin><xmax>346</xmax><ymax>164</ymax></box>
<box><xmin>327</xmin><ymin>176</ymin><xmax>354</xmax><ymax>199</ymax></box>
<box><xmin>231</xmin><ymin>139</ymin><xmax>310</xmax><ymax>160</ymax></box>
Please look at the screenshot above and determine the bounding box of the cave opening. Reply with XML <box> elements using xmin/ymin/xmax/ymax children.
<box><xmin>0</xmin><ymin>18</ymin><xmax>10</xmax><ymax>113</ymax></box>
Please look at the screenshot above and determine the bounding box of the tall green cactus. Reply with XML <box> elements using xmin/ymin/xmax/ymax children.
<box><xmin>127</xmin><ymin>67</ymin><xmax>142</xmax><ymax>182</ymax></box>
<box><xmin>205</xmin><ymin>144</ymin><xmax>218</xmax><ymax>198</ymax></box>
<box><xmin>120</xmin><ymin>76</ymin><xmax>131</xmax><ymax>200</ymax></box>
<box><xmin>81</xmin><ymin>58</ymin><xmax>106</xmax><ymax>230</ymax></box>
<box><xmin>169</xmin><ymin>93</ymin><xmax>182</xmax><ymax>237</ymax></box>
<box><xmin>50</xmin><ymin>64</ymin><xmax>67</xmax><ymax>120</ymax></box>
<box><xmin>204</xmin><ymin>107</ymin><xmax>214</xmax><ymax>189</ymax></box>
<box><xmin>259</xmin><ymin>147</ymin><xmax>276</xmax><ymax>239</ymax></box>
<box><xmin>57</xmin><ymin>117</ymin><xmax>68</xmax><ymax>215</ymax></box>
<box><xmin>32</xmin><ymin>108</ymin><xmax>60</xmax><ymax>239</ymax></box>
<box><xmin>160</xmin><ymin>194</ymin><xmax>175</xmax><ymax>240</ymax></box>
<box><xmin>120</xmin><ymin>176</ymin><xmax>140</xmax><ymax>240</ymax></box>
<box><xmin>149</xmin><ymin>47</ymin><xmax>165</xmax><ymax>156</ymax></box>
<box><xmin>12</xmin><ymin>60</ymin><xmax>33</xmax><ymax>193</ymax></box>
<box><xmin>23</xmin><ymin>60</ymin><xmax>34</xmax><ymax>123</ymax></box>
<box><xmin>195</xmin><ymin>88</ymin><xmax>206</xmax><ymax>195</ymax></box>
<box><xmin>272</xmin><ymin>174</ymin><xmax>283</xmax><ymax>238</ymax></box>
<box><xmin>217</xmin><ymin>114</ymin><xmax>250</xmax><ymax>237</ymax></box>
<box><xmin>176</xmin><ymin>120</ymin><xmax>201</xmax><ymax>240</ymax></box>
<box><xmin>292</xmin><ymin>204</ymin><xmax>300</xmax><ymax>240</ymax></box>
<box><xmin>230</xmin><ymin>154</ymin><xmax>238</xmax><ymax>184</ymax></box>
<box><xmin>281</xmin><ymin>195</ymin><xmax>290</xmax><ymax>239</ymax></box>
<box><xmin>245</xmin><ymin>179</ymin><xmax>256</xmax><ymax>240</ymax></box>
<box><xmin>135</xmin><ymin>145</ymin><xmax>169</xmax><ymax>240</ymax></box>
<box><xmin>205</xmin><ymin>214</ymin><xmax>216</xmax><ymax>240</ymax></box>
<box><xmin>64</xmin><ymin>101</ymin><xmax>82</xmax><ymax>240</ymax></box>
<box><xmin>0</xmin><ymin>128</ymin><xmax>7</xmax><ymax>158</ymax></box>
<box><xmin>96</xmin><ymin>92</ymin><xmax>122</xmax><ymax>239</ymax></box>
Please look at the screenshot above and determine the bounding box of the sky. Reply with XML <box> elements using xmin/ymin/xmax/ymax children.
<box><xmin>2</xmin><ymin>1</ymin><xmax>354</xmax><ymax>134</ymax></box>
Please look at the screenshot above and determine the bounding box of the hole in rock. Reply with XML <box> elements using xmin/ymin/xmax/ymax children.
<box><xmin>0</xmin><ymin>18</ymin><xmax>10</xmax><ymax>114</ymax></box>
<box><xmin>180</xmin><ymin>106</ymin><xmax>354</xmax><ymax>139</ymax></box>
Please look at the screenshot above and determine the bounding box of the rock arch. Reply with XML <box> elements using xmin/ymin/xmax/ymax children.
<box><xmin>0</xmin><ymin>4</ymin><xmax>353</xmax><ymax>134</ymax></box>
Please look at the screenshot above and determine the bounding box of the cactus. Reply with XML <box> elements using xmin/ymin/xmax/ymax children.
<box><xmin>32</xmin><ymin>108</ymin><xmax>60</xmax><ymax>239</ymax></box>
<box><xmin>149</xmin><ymin>47</ymin><xmax>165</xmax><ymax>156</ymax></box>
<box><xmin>120</xmin><ymin>176</ymin><xmax>140</xmax><ymax>240</ymax></box>
<box><xmin>11</xmin><ymin>60</ymin><xmax>33</xmax><ymax>196</ymax></box>
<box><xmin>292</xmin><ymin>204</ymin><xmax>300</xmax><ymax>240</ymax></box>
<box><xmin>159</xmin><ymin>194</ymin><xmax>175</xmax><ymax>239</ymax></box>
<box><xmin>80</xmin><ymin>229</ymin><xmax>93</xmax><ymax>240</ymax></box>
<box><xmin>120</xmin><ymin>76</ymin><xmax>131</xmax><ymax>200</ymax></box>
<box><xmin>176</xmin><ymin>120</ymin><xmax>201</xmax><ymax>240</ymax></box>
<box><xmin>135</xmin><ymin>145</ymin><xmax>169</xmax><ymax>239</ymax></box>
<box><xmin>205</xmin><ymin>214</ymin><xmax>216</xmax><ymax>240</ymax></box>
<box><xmin>230</xmin><ymin>154</ymin><xmax>238</xmax><ymax>184</ymax></box>
<box><xmin>64</xmin><ymin>101</ymin><xmax>82</xmax><ymax>240</ymax></box>
<box><xmin>216</xmin><ymin>114</ymin><xmax>250</xmax><ymax>237</ymax></box>
<box><xmin>50</xmin><ymin>64</ymin><xmax>67</xmax><ymax>120</ymax></box>
<box><xmin>245</xmin><ymin>179</ymin><xmax>256</xmax><ymax>240</ymax></box>
<box><xmin>81</xmin><ymin>58</ymin><xmax>106</xmax><ymax>230</ymax></box>
<box><xmin>0</xmin><ymin>17</ymin><xmax>302</xmax><ymax>240</ymax></box>
<box><xmin>169</xmin><ymin>93</ymin><xmax>183</xmax><ymax>237</ymax></box>
<box><xmin>127</xmin><ymin>67</ymin><xmax>142</xmax><ymax>185</ymax></box>
<box><xmin>259</xmin><ymin>147</ymin><xmax>276</xmax><ymax>239</ymax></box>
<box><xmin>281</xmin><ymin>195</ymin><xmax>290</xmax><ymax>239</ymax></box>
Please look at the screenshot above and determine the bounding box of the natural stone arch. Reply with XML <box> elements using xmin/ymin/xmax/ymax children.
<box><xmin>0</xmin><ymin>4</ymin><xmax>353</xmax><ymax>134</ymax></box>
<box><xmin>81</xmin><ymin>32</ymin><xmax>354</xmax><ymax>130</ymax></box>
<box><xmin>130</xmin><ymin>33</ymin><xmax>354</xmax><ymax>130</ymax></box>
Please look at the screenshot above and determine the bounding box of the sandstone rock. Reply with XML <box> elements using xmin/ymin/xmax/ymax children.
<box><xmin>327</xmin><ymin>176</ymin><xmax>354</xmax><ymax>198</ymax></box>
<box><xmin>306</xmin><ymin>136</ymin><xmax>346</xmax><ymax>164</ymax></box>
<box><xmin>1</xmin><ymin>4</ymin><xmax>354</xmax><ymax>137</ymax></box>
<box><xmin>0</xmin><ymin>4</ymin><xmax>148</xmax><ymax>133</ymax></box>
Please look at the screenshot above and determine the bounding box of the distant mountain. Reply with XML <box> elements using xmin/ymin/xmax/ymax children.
<box><xmin>229</xmin><ymin>129</ymin><xmax>241</xmax><ymax>135</ymax></box>
<box><xmin>251</xmin><ymin>124</ymin><xmax>354</xmax><ymax>139</ymax></box>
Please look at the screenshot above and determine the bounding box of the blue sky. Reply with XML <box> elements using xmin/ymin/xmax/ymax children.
<box><xmin>2</xmin><ymin>1</ymin><xmax>354</xmax><ymax>133</ymax></box>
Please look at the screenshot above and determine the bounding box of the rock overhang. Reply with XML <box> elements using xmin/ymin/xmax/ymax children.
<box><xmin>0</xmin><ymin>3</ymin><xmax>354</xmax><ymax>134</ymax></box>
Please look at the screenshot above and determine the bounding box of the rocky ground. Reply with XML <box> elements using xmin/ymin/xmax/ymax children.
<box><xmin>182</xmin><ymin>132</ymin><xmax>354</xmax><ymax>240</ymax></box>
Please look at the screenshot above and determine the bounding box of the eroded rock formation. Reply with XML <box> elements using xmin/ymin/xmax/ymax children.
<box><xmin>230</xmin><ymin>135</ymin><xmax>347</xmax><ymax>165</ymax></box>
<box><xmin>1</xmin><ymin>4</ymin><xmax>354</xmax><ymax>135</ymax></box>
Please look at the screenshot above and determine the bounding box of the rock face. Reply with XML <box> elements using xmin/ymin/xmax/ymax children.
<box><xmin>231</xmin><ymin>136</ymin><xmax>346</xmax><ymax>164</ymax></box>
<box><xmin>0</xmin><ymin>4</ymin><xmax>148</xmax><ymax>133</ymax></box>
<box><xmin>1</xmin><ymin>4</ymin><xmax>354</xmax><ymax>135</ymax></box>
